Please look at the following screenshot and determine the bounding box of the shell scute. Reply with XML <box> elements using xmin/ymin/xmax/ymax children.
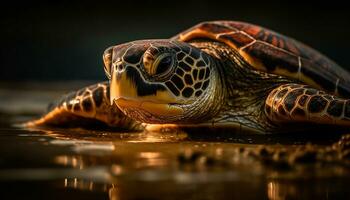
<box><xmin>173</xmin><ymin>20</ymin><xmax>350</xmax><ymax>98</ymax></box>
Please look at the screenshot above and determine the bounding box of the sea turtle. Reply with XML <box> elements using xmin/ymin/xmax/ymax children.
<box><xmin>27</xmin><ymin>21</ymin><xmax>350</xmax><ymax>134</ymax></box>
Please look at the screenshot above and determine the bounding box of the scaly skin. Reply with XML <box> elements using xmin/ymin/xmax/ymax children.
<box><xmin>27</xmin><ymin>21</ymin><xmax>350</xmax><ymax>134</ymax></box>
<box><xmin>26</xmin><ymin>82</ymin><xmax>142</xmax><ymax>130</ymax></box>
<box><xmin>266</xmin><ymin>83</ymin><xmax>350</xmax><ymax>126</ymax></box>
<box><xmin>28</xmin><ymin>40</ymin><xmax>350</xmax><ymax>133</ymax></box>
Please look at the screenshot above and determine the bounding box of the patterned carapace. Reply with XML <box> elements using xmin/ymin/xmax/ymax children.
<box><xmin>173</xmin><ymin>21</ymin><xmax>350</xmax><ymax>98</ymax></box>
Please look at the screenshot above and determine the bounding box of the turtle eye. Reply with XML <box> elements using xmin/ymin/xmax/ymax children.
<box><xmin>143</xmin><ymin>52</ymin><xmax>175</xmax><ymax>80</ymax></box>
<box><xmin>155</xmin><ymin>54</ymin><xmax>173</xmax><ymax>76</ymax></box>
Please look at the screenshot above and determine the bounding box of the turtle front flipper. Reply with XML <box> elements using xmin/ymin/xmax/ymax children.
<box><xmin>265</xmin><ymin>83</ymin><xmax>350</xmax><ymax>126</ymax></box>
<box><xmin>26</xmin><ymin>82</ymin><xmax>142</xmax><ymax>131</ymax></box>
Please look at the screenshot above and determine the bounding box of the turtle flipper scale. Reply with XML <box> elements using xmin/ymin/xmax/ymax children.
<box><xmin>26</xmin><ymin>82</ymin><xmax>142</xmax><ymax>130</ymax></box>
<box><xmin>265</xmin><ymin>83</ymin><xmax>350</xmax><ymax>126</ymax></box>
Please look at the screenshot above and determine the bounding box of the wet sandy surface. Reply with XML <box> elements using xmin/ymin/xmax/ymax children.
<box><xmin>1</xmin><ymin>82</ymin><xmax>350</xmax><ymax>199</ymax></box>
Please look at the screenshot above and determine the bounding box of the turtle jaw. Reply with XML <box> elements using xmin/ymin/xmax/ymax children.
<box><xmin>110</xmin><ymin>66</ymin><xmax>184</xmax><ymax>123</ymax></box>
<box><xmin>114</xmin><ymin>98</ymin><xmax>184</xmax><ymax>118</ymax></box>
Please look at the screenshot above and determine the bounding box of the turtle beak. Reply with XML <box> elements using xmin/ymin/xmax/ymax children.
<box><xmin>109</xmin><ymin>66</ymin><xmax>138</xmax><ymax>105</ymax></box>
<box><xmin>109</xmin><ymin>66</ymin><xmax>184</xmax><ymax>118</ymax></box>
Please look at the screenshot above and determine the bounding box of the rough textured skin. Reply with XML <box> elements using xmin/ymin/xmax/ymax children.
<box><xmin>105</xmin><ymin>40</ymin><xmax>211</xmax><ymax>100</ymax></box>
<box><xmin>265</xmin><ymin>83</ymin><xmax>350</xmax><ymax>126</ymax></box>
<box><xmin>27</xmin><ymin>21</ymin><xmax>350</xmax><ymax>133</ymax></box>
<box><xmin>27</xmin><ymin>82</ymin><xmax>142</xmax><ymax>130</ymax></box>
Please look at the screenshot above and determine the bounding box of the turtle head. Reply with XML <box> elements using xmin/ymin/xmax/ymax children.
<box><xmin>103</xmin><ymin>40</ymin><xmax>219</xmax><ymax>124</ymax></box>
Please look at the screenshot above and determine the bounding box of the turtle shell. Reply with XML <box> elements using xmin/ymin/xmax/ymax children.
<box><xmin>172</xmin><ymin>21</ymin><xmax>350</xmax><ymax>98</ymax></box>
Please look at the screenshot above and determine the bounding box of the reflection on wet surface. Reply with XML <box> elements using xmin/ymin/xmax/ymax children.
<box><xmin>0</xmin><ymin>124</ymin><xmax>348</xmax><ymax>200</ymax></box>
<box><xmin>0</xmin><ymin>84</ymin><xmax>350</xmax><ymax>199</ymax></box>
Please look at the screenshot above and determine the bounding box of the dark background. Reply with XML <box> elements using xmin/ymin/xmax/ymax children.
<box><xmin>1</xmin><ymin>1</ymin><xmax>350</xmax><ymax>81</ymax></box>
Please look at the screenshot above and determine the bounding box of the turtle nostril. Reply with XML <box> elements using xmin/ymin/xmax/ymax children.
<box><xmin>116</xmin><ymin>63</ymin><xmax>125</xmax><ymax>72</ymax></box>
